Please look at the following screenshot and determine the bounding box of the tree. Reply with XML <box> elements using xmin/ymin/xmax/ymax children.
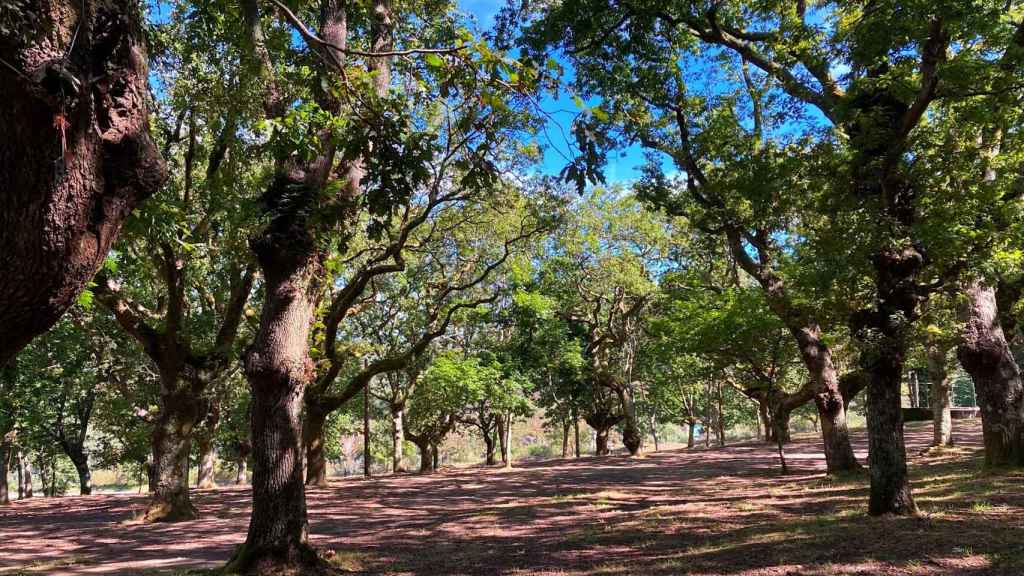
<box><xmin>227</xmin><ymin>0</ymin><xmax>544</xmax><ymax>568</ymax></box>
<box><xmin>0</xmin><ymin>0</ymin><xmax>165</xmax><ymax>364</ymax></box>
<box><xmin>522</xmin><ymin>0</ymin><xmax>1024</xmax><ymax>514</ymax></box>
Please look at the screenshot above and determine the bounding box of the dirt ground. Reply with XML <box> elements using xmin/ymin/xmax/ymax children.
<box><xmin>1</xmin><ymin>420</ymin><xmax>1022</xmax><ymax>576</ymax></box>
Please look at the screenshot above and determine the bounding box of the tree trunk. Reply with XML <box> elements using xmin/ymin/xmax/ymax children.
<box><xmin>501</xmin><ymin>415</ymin><xmax>512</xmax><ymax>468</ymax></box>
<box><xmin>229</xmin><ymin>196</ymin><xmax>322</xmax><ymax>572</ymax></box>
<box><xmin>927</xmin><ymin>339</ymin><xmax>954</xmax><ymax>447</ymax></box>
<box><xmin>363</xmin><ymin>386</ymin><xmax>371</xmax><ymax>478</ymax></box>
<box><xmin>0</xmin><ymin>443</ymin><xmax>9</xmax><ymax>505</ymax></box>
<box><xmin>0</xmin><ymin>0</ymin><xmax>165</xmax><ymax>366</ymax></box>
<box><xmin>573</xmin><ymin>415</ymin><xmax>581</xmax><ymax>458</ymax></box>
<box><xmin>391</xmin><ymin>405</ymin><xmax>405</xmax><ymax>473</ymax></box>
<box><xmin>715</xmin><ymin>383</ymin><xmax>726</xmax><ymax>447</ymax></box>
<box><xmin>16</xmin><ymin>450</ymin><xmax>25</xmax><ymax>499</ymax></box>
<box><xmin>562</xmin><ymin>420</ymin><xmax>572</xmax><ymax>458</ymax></box>
<box><xmin>615</xmin><ymin>387</ymin><xmax>642</xmax><ymax>455</ymax></box>
<box><xmin>414</xmin><ymin>440</ymin><xmax>433</xmax><ymax>473</ymax></box>
<box><xmin>687</xmin><ymin>421</ymin><xmax>696</xmax><ymax>448</ymax></box>
<box><xmin>484</xmin><ymin>430</ymin><xmax>497</xmax><ymax>465</ymax></box>
<box><xmin>196</xmin><ymin>438</ymin><xmax>216</xmax><ymax>490</ymax></box>
<box><xmin>67</xmin><ymin>446</ymin><xmax>92</xmax><ymax>496</ymax></box>
<box><xmin>431</xmin><ymin>443</ymin><xmax>440</xmax><ymax>472</ymax></box>
<box><xmin>236</xmin><ymin>455</ymin><xmax>248</xmax><ymax>485</ymax></box>
<box><xmin>140</xmin><ymin>381</ymin><xmax>201</xmax><ymax>522</ymax></box>
<box><xmin>908</xmin><ymin>371</ymin><xmax>920</xmax><ymax>408</ymax></box>
<box><xmin>957</xmin><ymin>280</ymin><xmax>1024</xmax><ymax>466</ymax></box>
<box><xmin>303</xmin><ymin>409</ymin><xmax>328</xmax><ymax>487</ymax></box>
<box><xmin>497</xmin><ymin>417</ymin><xmax>508</xmax><ymax>465</ymax></box>
<box><xmin>864</xmin><ymin>353</ymin><xmax>917</xmax><ymax>514</ymax></box>
<box><xmin>22</xmin><ymin>458</ymin><xmax>33</xmax><ymax>498</ymax></box>
<box><xmin>772</xmin><ymin>407</ymin><xmax>793</xmax><ymax>444</ymax></box>
<box><xmin>804</xmin><ymin>346</ymin><xmax>861</xmax><ymax>474</ymax></box>
<box><xmin>595</xmin><ymin>427</ymin><xmax>611</xmax><ymax>456</ymax></box>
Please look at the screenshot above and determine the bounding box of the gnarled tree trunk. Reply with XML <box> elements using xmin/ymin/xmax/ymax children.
<box><xmin>66</xmin><ymin>445</ymin><xmax>92</xmax><ymax>496</ymax></box>
<box><xmin>196</xmin><ymin>438</ymin><xmax>216</xmax><ymax>490</ymax></box>
<box><xmin>228</xmin><ymin>173</ymin><xmax>323</xmax><ymax>572</ymax></box>
<box><xmin>957</xmin><ymin>280</ymin><xmax>1024</xmax><ymax>466</ymax></box>
<box><xmin>614</xmin><ymin>386</ymin><xmax>642</xmax><ymax>456</ymax></box>
<box><xmin>139</xmin><ymin>378</ymin><xmax>202</xmax><ymax>522</ymax></box>
<box><xmin>0</xmin><ymin>0</ymin><xmax>164</xmax><ymax>365</ymax></box>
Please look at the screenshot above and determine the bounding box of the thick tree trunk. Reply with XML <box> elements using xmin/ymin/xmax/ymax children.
<box><xmin>140</xmin><ymin>378</ymin><xmax>201</xmax><ymax>522</ymax></box>
<box><xmin>303</xmin><ymin>409</ymin><xmax>328</xmax><ymax>487</ymax></box>
<box><xmin>864</xmin><ymin>354</ymin><xmax>916</xmax><ymax>514</ymax></box>
<box><xmin>484</xmin><ymin>430</ymin><xmax>497</xmax><ymax>466</ymax></box>
<box><xmin>196</xmin><ymin>438</ymin><xmax>216</xmax><ymax>490</ymax></box>
<box><xmin>391</xmin><ymin>406</ymin><xmax>405</xmax><ymax>473</ymax></box>
<box><xmin>431</xmin><ymin>443</ymin><xmax>440</xmax><ymax>472</ymax></box>
<box><xmin>420</xmin><ymin>441</ymin><xmax>434</xmax><ymax>473</ymax></box>
<box><xmin>687</xmin><ymin>421</ymin><xmax>696</xmax><ymax>448</ymax></box>
<box><xmin>229</xmin><ymin>187</ymin><xmax>322</xmax><ymax>572</ymax></box>
<box><xmin>851</xmin><ymin>245</ymin><xmax>923</xmax><ymax>515</ymax></box>
<box><xmin>615</xmin><ymin>387</ymin><xmax>642</xmax><ymax>456</ymax></box>
<box><xmin>772</xmin><ymin>408</ymin><xmax>793</xmax><ymax>444</ymax></box>
<box><xmin>595</xmin><ymin>427</ymin><xmax>611</xmax><ymax>456</ymax></box>
<box><xmin>0</xmin><ymin>0</ymin><xmax>165</xmax><ymax>365</ymax></box>
<box><xmin>67</xmin><ymin>446</ymin><xmax>92</xmax><ymax>496</ymax></box>
<box><xmin>497</xmin><ymin>416</ymin><xmax>509</xmax><ymax>465</ymax></box>
<box><xmin>799</xmin><ymin>339</ymin><xmax>861</xmax><ymax>474</ymax></box>
<box><xmin>927</xmin><ymin>339</ymin><xmax>954</xmax><ymax>447</ymax></box>
<box><xmin>957</xmin><ymin>281</ymin><xmax>1024</xmax><ymax>466</ymax></box>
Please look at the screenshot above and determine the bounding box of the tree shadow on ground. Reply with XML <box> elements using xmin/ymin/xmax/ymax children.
<box><xmin>0</xmin><ymin>421</ymin><xmax>1020</xmax><ymax>575</ymax></box>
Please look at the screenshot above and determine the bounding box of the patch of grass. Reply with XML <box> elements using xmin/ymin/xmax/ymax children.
<box><xmin>324</xmin><ymin>549</ymin><xmax>367</xmax><ymax>572</ymax></box>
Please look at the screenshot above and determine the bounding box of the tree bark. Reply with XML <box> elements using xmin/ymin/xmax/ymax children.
<box><xmin>484</xmin><ymin>429</ymin><xmax>497</xmax><ymax>465</ymax></box>
<box><xmin>22</xmin><ymin>457</ymin><xmax>33</xmax><ymax>498</ymax></box>
<box><xmin>561</xmin><ymin>419</ymin><xmax>570</xmax><ymax>458</ymax></box>
<box><xmin>66</xmin><ymin>446</ymin><xmax>92</xmax><ymax>496</ymax></box>
<box><xmin>687</xmin><ymin>421</ymin><xmax>696</xmax><ymax>448</ymax></box>
<box><xmin>0</xmin><ymin>0</ymin><xmax>165</xmax><ymax>366</ymax></box>
<box><xmin>0</xmin><ymin>443</ymin><xmax>9</xmax><ymax>505</ymax></box>
<box><xmin>303</xmin><ymin>408</ymin><xmax>328</xmax><ymax>487</ymax></box>
<box><xmin>363</xmin><ymin>385</ymin><xmax>371</xmax><ymax>478</ymax></box>
<box><xmin>573</xmin><ymin>415</ymin><xmax>581</xmax><ymax>458</ymax></box>
<box><xmin>497</xmin><ymin>416</ymin><xmax>508</xmax><ymax>465</ymax></box>
<box><xmin>595</xmin><ymin>427</ymin><xmax>611</xmax><ymax>456</ymax></box>
<box><xmin>431</xmin><ymin>443</ymin><xmax>440</xmax><ymax>472</ymax></box>
<box><xmin>196</xmin><ymin>438</ymin><xmax>217</xmax><ymax>490</ymax></box>
<box><xmin>139</xmin><ymin>380</ymin><xmax>201</xmax><ymax>522</ymax></box>
<box><xmin>391</xmin><ymin>405</ymin><xmax>405</xmax><ymax>473</ymax></box>
<box><xmin>501</xmin><ymin>414</ymin><xmax>512</xmax><ymax>468</ymax></box>
<box><xmin>16</xmin><ymin>450</ymin><xmax>25</xmax><ymax>499</ymax></box>
<box><xmin>414</xmin><ymin>440</ymin><xmax>433</xmax><ymax>473</ymax></box>
<box><xmin>615</xmin><ymin>387</ymin><xmax>642</xmax><ymax>455</ymax></box>
<box><xmin>229</xmin><ymin>174</ymin><xmax>322</xmax><ymax>571</ymax></box>
<box><xmin>957</xmin><ymin>280</ymin><xmax>1024</xmax><ymax>466</ymax></box>
<box><xmin>927</xmin><ymin>338</ymin><xmax>954</xmax><ymax>447</ymax></box>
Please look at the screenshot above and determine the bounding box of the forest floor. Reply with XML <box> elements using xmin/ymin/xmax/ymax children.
<box><xmin>1</xmin><ymin>420</ymin><xmax>1022</xmax><ymax>576</ymax></box>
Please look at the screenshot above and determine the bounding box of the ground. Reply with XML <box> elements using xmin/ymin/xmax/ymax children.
<box><xmin>1</xmin><ymin>421</ymin><xmax>1022</xmax><ymax>576</ymax></box>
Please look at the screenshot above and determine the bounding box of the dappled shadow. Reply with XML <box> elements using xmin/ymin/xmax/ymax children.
<box><xmin>1</xmin><ymin>420</ymin><xmax>1020</xmax><ymax>575</ymax></box>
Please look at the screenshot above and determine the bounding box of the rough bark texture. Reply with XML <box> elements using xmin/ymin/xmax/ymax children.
<box><xmin>197</xmin><ymin>438</ymin><xmax>216</xmax><ymax>490</ymax></box>
<box><xmin>67</xmin><ymin>446</ymin><xmax>92</xmax><ymax>496</ymax></box>
<box><xmin>303</xmin><ymin>409</ymin><xmax>328</xmax><ymax>486</ymax></box>
<box><xmin>484</xmin><ymin>431</ymin><xmax>497</xmax><ymax>466</ymax></box>
<box><xmin>138</xmin><ymin>375</ymin><xmax>202</xmax><ymax>522</ymax></box>
<box><xmin>687</xmin><ymin>421</ymin><xmax>696</xmax><ymax>448</ymax></box>
<box><xmin>0</xmin><ymin>0</ymin><xmax>165</xmax><ymax>365</ymax></box>
<box><xmin>852</xmin><ymin>247</ymin><xmax>923</xmax><ymax>515</ymax></box>
<box><xmin>615</xmin><ymin>387</ymin><xmax>642</xmax><ymax>456</ymax></box>
<box><xmin>229</xmin><ymin>173</ymin><xmax>323</xmax><ymax>573</ymax></box>
<box><xmin>927</xmin><ymin>339</ymin><xmax>954</xmax><ymax>447</ymax></box>
<box><xmin>957</xmin><ymin>281</ymin><xmax>1024</xmax><ymax>466</ymax></box>
<box><xmin>595</xmin><ymin>427</ymin><xmax>611</xmax><ymax>455</ymax></box>
<box><xmin>414</xmin><ymin>440</ymin><xmax>433</xmax><ymax>473</ymax></box>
